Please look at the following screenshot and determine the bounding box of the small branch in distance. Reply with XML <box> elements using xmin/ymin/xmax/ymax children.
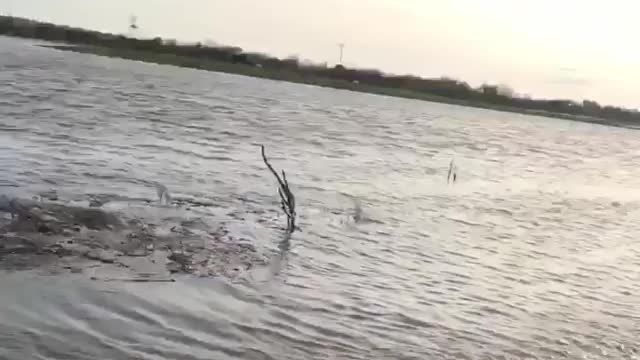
<box><xmin>447</xmin><ymin>159</ymin><xmax>457</xmax><ymax>184</ymax></box>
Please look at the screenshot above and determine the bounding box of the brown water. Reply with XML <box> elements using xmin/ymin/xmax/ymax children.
<box><xmin>0</xmin><ymin>36</ymin><xmax>639</xmax><ymax>360</ymax></box>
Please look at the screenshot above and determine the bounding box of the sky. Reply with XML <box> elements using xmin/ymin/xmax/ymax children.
<box><xmin>1</xmin><ymin>0</ymin><xmax>639</xmax><ymax>108</ymax></box>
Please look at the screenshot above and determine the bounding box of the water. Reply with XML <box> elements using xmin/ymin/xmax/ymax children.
<box><xmin>0</xmin><ymin>35</ymin><xmax>639</xmax><ymax>359</ymax></box>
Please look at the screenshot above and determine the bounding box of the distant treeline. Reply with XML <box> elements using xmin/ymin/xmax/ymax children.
<box><xmin>1</xmin><ymin>15</ymin><xmax>638</xmax><ymax>123</ymax></box>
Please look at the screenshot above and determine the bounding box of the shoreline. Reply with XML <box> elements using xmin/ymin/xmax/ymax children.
<box><xmin>39</xmin><ymin>44</ymin><xmax>629</xmax><ymax>128</ymax></box>
<box><xmin>1</xmin><ymin>14</ymin><xmax>638</xmax><ymax>128</ymax></box>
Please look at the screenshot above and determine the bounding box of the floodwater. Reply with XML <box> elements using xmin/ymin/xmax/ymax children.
<box><xmin>0</xmin><ymin>36</ymin><xmax>639</xmax><ymax>359</ymax></box>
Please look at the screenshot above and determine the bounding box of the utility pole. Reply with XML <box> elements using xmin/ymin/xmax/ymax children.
<box><xmin>129</xmin><ymin>15</ymin><xmax>139</xmax><ymax>29</ymax></box>
<box><xmin>128</xmin><ymin>14</ymin><xmax>139</xmax><ymax>37</ymax></box>
<box><xmin>338</xmin><ymin>43</ymin><xmax>345</xmax><ymax>65</ymax></box>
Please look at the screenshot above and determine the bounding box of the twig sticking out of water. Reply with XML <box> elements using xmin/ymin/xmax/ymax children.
<box><xmin>260</xmin><ymin>145</ymin><xmax>297</xmax><ymax>233</ymax></box>
<box><xmin>447</xmin><ymin>159</ymin><xmax>457</xmax><ymax>184</ymax></box>
<box><xmin>154</xmin><ymin>182</ymin><xmax>172</xmax><ymax>205</ymax></box>
<box><xmin>352</xmin><ymin>197</ymin><xmax>363</xmax><ymax>223</ymax></box>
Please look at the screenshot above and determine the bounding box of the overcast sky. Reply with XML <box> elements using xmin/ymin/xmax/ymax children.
<box><xmin>2</xmin><ymin>0</ymin><xmax>639</xmax><ymax>108</ymax></box>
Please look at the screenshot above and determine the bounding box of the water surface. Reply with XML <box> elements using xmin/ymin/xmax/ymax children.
<box><xmin>0</xmin><ymin>36</ymin><xmax>639</xmax><ymax>359</ymax></box>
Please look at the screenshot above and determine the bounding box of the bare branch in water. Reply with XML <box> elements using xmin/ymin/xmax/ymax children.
<box><xmin>352</xmin><ymin>197</ymin><xmax>363</xmax><ymax>223</ymax></box>
<box><xmin>154</xmin><ymin>182</ymin><xmax>172</xmax><ymax>205</ymax></box>
<box><xmin>261</xmin><ymin>145</ymin><xmax>297</xmax><ymax>233</ymax></box>
<box><xmin>447</xmin><ymin>159</ymin><xmax>457</xmax><ymax>184</ymax></box>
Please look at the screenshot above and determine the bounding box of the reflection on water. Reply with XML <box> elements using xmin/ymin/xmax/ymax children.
<box><xmin>0</xmin><ymin>36</ymin><xmax>639</xmax><ymax>359</ymax></box>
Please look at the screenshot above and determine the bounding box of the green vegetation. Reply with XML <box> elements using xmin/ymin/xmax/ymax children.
<box><xmin>1</xmin><ymin>15</ymin><xmax>638</xmax><ymax>125</ymax></box>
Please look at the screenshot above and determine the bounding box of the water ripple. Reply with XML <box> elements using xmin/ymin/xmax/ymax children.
<box><xmin>0</xmin><ymin>36</ymin><xmax>639</xmax><ymax>359</ymax></box>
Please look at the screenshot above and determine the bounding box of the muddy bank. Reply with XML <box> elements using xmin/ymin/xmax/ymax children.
<box><xmin>0</xmin><ymin>195</ymin><xmax>269</xmax><ymax>281</ymax></box>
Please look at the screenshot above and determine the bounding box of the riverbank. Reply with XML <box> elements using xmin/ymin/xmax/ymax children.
<box><xmin>2</xmin><ymin>14</ymin><xmax>638</xmax><ymax>127</ymax></box>
<box><xmin>42</xmin><ymin>44</ymin><xmax>626</xmax><ymax>127</ymax></box>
